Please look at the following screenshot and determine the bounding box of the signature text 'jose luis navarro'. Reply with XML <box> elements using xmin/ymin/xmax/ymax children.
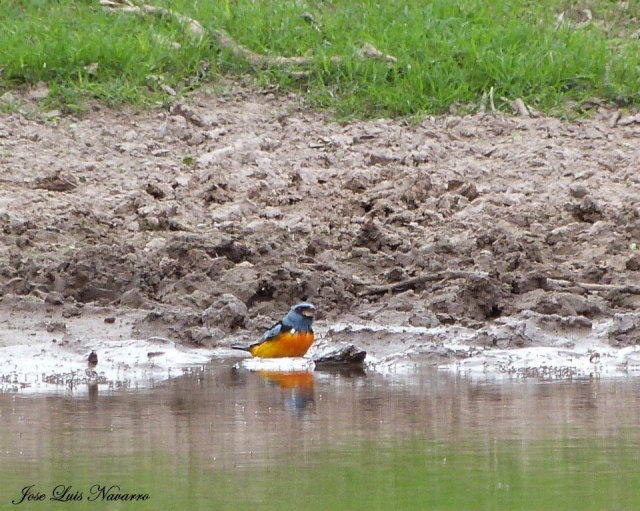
<box><xmin>12</xmin><ymin>484</ymin><xmax>150</xmax><ymax>504</ymax></box>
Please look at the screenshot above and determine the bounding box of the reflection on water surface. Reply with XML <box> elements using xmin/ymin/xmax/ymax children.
<box><xmin>1</xmin><ymin>360</ymin><xmax>640</xmax><ymax>510</ymax></box>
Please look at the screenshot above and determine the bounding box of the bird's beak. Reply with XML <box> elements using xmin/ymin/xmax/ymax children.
<box><xmin>302</xmin><ymin>308</ymin><xmax>316</xmax><ymax>317</ymax></box>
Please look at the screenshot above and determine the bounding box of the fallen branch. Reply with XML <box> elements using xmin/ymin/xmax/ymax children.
<box><xmin>101</xmin><ymin>0</ymin><xmax>203</xmax><ymax>38</ymax></box>
<box><xmin>210</xmin><ymin>29</ymin><xmax>334</xmax><ymax>67</ymax></box>
<box><xmin>359</xmin><ymin>272</ymin><xmax>640</xmax><ymax>299</ymax></box>
<box><xmin>102</xmin><ymin>1</ymin><xmax>397</xmax><ymax>69</ymax></box>
<box><xmin>211</xmin><ymin>30</ymin><xmax>397</xmax><ymax>68</ymax></box>
<box><xmin>547</xmin><ymin>278</ymin><xmax>640</xmax><ymax>295</ymax></box>
<box><xmin>358</xmin><ymin>271</ymin><xmax>489</xmax><ymax>297</ymax></box>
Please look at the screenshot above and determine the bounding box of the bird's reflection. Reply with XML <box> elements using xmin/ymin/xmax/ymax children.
<box><xmin>258</xmin><ymin>370</ymin><xmax>316</xmax><ymax>416</ymax></box>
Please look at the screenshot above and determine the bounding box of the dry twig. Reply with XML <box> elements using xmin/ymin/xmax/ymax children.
<box><xmin>359</xmin><ymin>271</ymin><xmax>640</xmax><ymax>299</ymax></box>
<box><xmin>547</xmin><ymin>278</ymin><xmax>640</xmax><ymax>295</ymax></box>
<box><xmin>358</xmin><ymin>271</ymin><xmax>489</xmax><ymax>297</ymax></box>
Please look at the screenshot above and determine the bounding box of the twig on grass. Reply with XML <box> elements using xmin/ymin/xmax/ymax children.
<box><xmin>101</xmin><ymin>0</ymin><xmax>397</xmax><ymax>69</ymax></box>
<box><xmin>210</xmin><ymin>29</ymin><xmax>337</xmax><ymax>68</ymax></box>
<box><xmin>100</xmin><ymin>0</ymin><xmax>204</xmax><ymax>38</ymax></box>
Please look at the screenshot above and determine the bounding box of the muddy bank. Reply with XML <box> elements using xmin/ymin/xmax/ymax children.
<box><xmin>2</xmin><ymin>85</ymin><xmax>640</xmax><ymax>363</ymax></box>
<box><xmin>2</xmin><ymin>294</ymin><xmax>640</xmax><ymax>393</ymax></box>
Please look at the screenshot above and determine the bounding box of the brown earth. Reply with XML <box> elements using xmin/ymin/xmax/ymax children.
<box><xmin>2</xmin><ymin>84</ymin><xmax>640</xmax><ymax>355</ymax></box>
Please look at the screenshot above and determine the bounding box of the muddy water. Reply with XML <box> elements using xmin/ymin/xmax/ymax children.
<box><xmin>1</xmin><ymin>360</ymin><xmax>640</xmax><ymax>510</ymax></box>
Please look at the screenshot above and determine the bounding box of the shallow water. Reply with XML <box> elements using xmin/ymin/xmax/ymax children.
<box><xmin>2</xmin><ymin>360</ymin><xmax>640</xmax><ymax>510</ymax></box>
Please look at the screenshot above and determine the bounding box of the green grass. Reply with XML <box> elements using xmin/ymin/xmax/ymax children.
<box><xmin>1</xmin><ymin>0</ymin><xmax>639</xmax><ymax>117</ymax></box>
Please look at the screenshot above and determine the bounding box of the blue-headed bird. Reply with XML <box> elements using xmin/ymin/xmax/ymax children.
<box><xmin>232</xmin><ymin>303</ymin><xmax>316</xmax><ymax>358</ymax></box>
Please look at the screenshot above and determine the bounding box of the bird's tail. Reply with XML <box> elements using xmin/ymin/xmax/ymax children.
<box><xmin>231</xmin><ymin>345</ymin><xmax>252</xmax><ymax>352</ymax></box>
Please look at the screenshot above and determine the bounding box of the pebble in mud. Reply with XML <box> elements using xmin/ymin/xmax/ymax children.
<box><xmin>569</xmin><ymin>183</ymin><xmax>589</xmax><ymax>198</ymax></box>
<box><xmin>626</xmin><ymin>254</ymin><xmax>640</xmax><ymax>271</ymax></box>
<box><xmin>44</xmin><ymin>292</ymin><xmax>65</xmax><ymax>306</ymax></box>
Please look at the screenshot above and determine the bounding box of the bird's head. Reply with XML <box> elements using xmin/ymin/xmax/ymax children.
<box><xmin>285</xmin><ymin>302</ymin><xmax>316</xmax><ymax>330</ymax></box>
<box><xmin>294</xmin><ymin>302</ymin><xmax>316</xmax><ymax>317</ymax></box>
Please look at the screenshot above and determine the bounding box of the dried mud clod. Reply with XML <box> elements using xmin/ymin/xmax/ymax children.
<box><xmin>608</xmin><ymin>313</ymin><xmax>640</xmax><ymax>347</ymax></box>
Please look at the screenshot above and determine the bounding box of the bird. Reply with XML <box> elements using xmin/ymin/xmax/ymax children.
<box><xmin>87</xmin><ymin>351</ymin><xmax>98</xmax><ymax>368</ymax></box>
<box><xmin>232</xmin><ymin>302</ymin><xmax>316</xmax><ymax>358</ymax></box>
<box><xmin>86</xmin><ymin>350</ymin><xmax>99</xmax><ymax>382</ymax></box>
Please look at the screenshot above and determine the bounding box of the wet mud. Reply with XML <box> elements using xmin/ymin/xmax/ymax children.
<box><xmin>2</xmin><ymin>85</ymin><xmax>640</xmax><ymax>385</ymax></box>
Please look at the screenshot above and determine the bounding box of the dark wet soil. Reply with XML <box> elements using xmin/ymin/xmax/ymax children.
<box><xmin>2</xmin><ymin>84</ymin><xmax>640</xmax><ymax>352</ymax></box>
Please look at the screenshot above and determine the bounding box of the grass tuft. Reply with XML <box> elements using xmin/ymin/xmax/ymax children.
<box><xmin>1</xmin><ymin>0</ymin><xmax>639</xmax><ymax>117</ymax></box>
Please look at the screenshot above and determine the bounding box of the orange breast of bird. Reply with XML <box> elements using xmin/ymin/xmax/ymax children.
<box><xmin>250</xmin><ymin>331</ymin><xmax>315</xmax><ymax>358</ymax></box>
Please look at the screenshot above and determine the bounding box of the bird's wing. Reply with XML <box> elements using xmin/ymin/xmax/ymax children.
<box><xmin>233</xmin><ymin>322</ymin><xmax>292</xmax><ymax>352</ymax></box>
<box><xmin>251</xmin><ymin>321</ymin><xmax>286</xmax><ymax>347</ymax></box>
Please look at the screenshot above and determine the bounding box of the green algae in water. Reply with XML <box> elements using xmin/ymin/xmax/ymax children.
<box><xmin>208</xmin><ymin>438</ymin><xmax>640</xmax><ymax>511</ymax></box>
<box><xmin>3</xmin><ymin>437</ymin><xmax>639</xmax><ymax>511</ymax></box>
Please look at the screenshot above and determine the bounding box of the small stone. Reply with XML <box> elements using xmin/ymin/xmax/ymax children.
<box><xmin>33</xmin><ymin>170</ymin><xmax>78</xmax><ymax>192</ymax></box>
<box><xmin>15</xmin><ymin>235</ymin><xmax>30</xmax><ymax>248</ymax></box>
<box><xmin>311</xmin><ymin>342</ymin><xmax>367</xmax><ymax>365</ymax></box>
<box><xmin>568</xmin><ymin>195</ymin><xmax>604</xmax><ymax>223</ymax></box>
<box><xmin>145</xmin><ymin>183</ymin><xmax>166</xmax><ymax>199</ymax></box>
<box><xmin>122</xmin><ymin>129</ymin><xmax>138</xmax><ymax>142</ymax></box>
<box><xmin>187</xmin><ymin>132</ymin><xmax>205</xmax><ymax>146</ymax></box>
<box><xmin>29</xmin><ymin>81</ymin><xmax>50</xmax><ymax>101</ymax></box>
<box><xmin>626</xmin><ymin>254</ymin><xmax>640</xmax><ymax>271</ymax></box>
<box><xmin>120</xmin><ymin>289</ymin><xmax>144</xmax><ymax>308</ymax></box>
<box><xmin>44</xmin><ymin>292</ymin><xmax>65</xmax><ymax>306</ymax></box>
<box><xmin>344</xmin><ymin>176</ymin><xmax>368</xmax><ymax>193</ymax></box>
<box><xmin>569</xmin><ymin>183</ymin><xmax>589</xmax><ymax>198</ymax></box>
<box><xmin>45</xmin><ymin>321</ymin><xmax>67</xmax><ymax>333</ymax></box>
<box><xmin>104</xmin><ymin>316</ymin><xmax>116</xmax><ymax>324</ymax></box>
<box><xmin>408</xmin><ymin>310</ymin><xmax>441</xmax><ymax>328</ymax></box>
